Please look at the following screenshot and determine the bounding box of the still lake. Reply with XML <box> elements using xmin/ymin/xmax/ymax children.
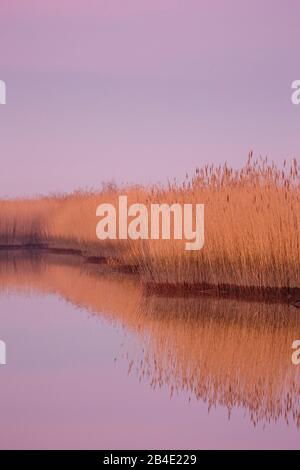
<box><xmin>0</xmin><ymin>250</ymin><xmax>299</xmax><ymax>449</ymax></box>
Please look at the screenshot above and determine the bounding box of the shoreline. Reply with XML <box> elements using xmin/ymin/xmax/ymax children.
<box><xmin>0</xmin><ymin>244</ymin><xmax>300</xmax><ymax>306</ymax></box>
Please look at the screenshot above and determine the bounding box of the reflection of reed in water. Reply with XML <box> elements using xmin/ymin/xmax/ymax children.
<box><xmin>136</xmin><ymin>295</ymin><xmax>300</xmax><ymax>427</ymax></box>
<box><xmin>0</xmin><ymin>251</ymin><xmax>300</xmax><ymax>427</ymax></box>
<box><xmin>0</xmin><ymin>251</ymin><xmax>142</xmax><ymax>328</ymax></box>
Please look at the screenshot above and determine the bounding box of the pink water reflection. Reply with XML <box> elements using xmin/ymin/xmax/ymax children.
<box><xmin>0</xmin><ymin>254</ymin><xmax>299</xmax><ymax>449</ymax></box>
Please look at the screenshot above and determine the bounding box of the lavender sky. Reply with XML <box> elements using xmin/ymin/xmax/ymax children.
<box><xmin>0</xmin><ymin>0</ymin><xmax>299</xmax><ymax>197</ymax></box>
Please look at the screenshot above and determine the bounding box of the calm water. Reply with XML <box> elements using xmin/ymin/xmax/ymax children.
<box><xmin>0</xmin><ymin>251</ymin><xmax>300</xmax><ymax>449</ymax></box>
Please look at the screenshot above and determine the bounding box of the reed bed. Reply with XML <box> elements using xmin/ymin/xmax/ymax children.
<box><xmin>1</xmin><ymin>154</ymin><xmax>300</xmax><ymax>293</ymax></box>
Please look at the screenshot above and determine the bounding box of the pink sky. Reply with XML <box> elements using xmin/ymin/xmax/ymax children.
<box><xmin>0</xmin><ymin>0</ymin><xmax>300</xmax><ymax>197</ymax></box>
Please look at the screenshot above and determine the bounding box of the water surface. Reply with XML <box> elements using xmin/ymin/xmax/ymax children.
<box><xmin>0</xmin><ymin>251</ymin><xmax>299</xmax><ymax>449</ymax></box>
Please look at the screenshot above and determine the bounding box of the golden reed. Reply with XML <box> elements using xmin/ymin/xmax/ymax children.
<box><xmin>1</xmin><ymin>154</ymin><xmax>300</xmax><ymax>295</ymax></box>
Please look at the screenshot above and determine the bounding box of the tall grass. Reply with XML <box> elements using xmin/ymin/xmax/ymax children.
<box><xmin>1</xmin><ymin>154</ymin><xmax>300</xmax><ymax>291</ymax></box>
